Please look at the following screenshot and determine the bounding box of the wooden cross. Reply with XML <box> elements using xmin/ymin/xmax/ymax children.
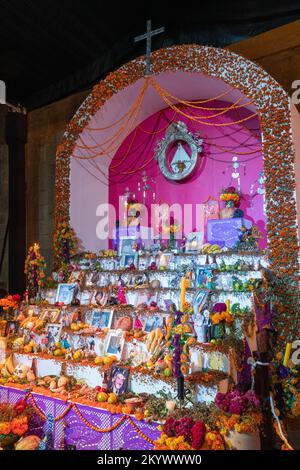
<box><xmin>134</xmin><ymin>20</ymin><xmax>165</xmax><ymax>75</ymax></box>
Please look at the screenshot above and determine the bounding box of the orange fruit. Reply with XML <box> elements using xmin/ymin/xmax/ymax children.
<box><xmin>107</xmin><ymin>393</ymin><xmax>118</xmax><ymax>404</ymax></box>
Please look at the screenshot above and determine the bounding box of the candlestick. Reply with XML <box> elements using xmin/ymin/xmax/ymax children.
<box><xmin>180</xmin><ymin>277</ymin><xmax>186</xmax><ymax>311</ymax></box>
<box><xmin>283</xmin><ymin>342</ymin><xmax>292</xmax><ymax>367</ymax></box>
<box><xmin>177</xmin><ymin>374</ymin><xmax>185</xmax><ymax>400</ymax></box>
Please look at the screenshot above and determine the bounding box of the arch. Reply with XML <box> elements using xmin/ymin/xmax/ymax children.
<box><xmin>55</xmin><ymin>44</ymin><xmax>299</xmax><ymax>293</ymax></box>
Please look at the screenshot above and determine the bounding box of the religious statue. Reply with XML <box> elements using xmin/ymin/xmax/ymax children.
<box><xmin>193</xmin><ymin>305</ymin><xmax>212</xmax><ymax>343</ymax></box>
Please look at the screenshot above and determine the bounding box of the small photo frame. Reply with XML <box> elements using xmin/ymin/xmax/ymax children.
<box><xmin>105</xmin><ymin>330</ymin><xmax>125</xmax><ymax>359</ymax></box>
<box><xmin>193</xmin><ymin>290</ymin><xmax>208</xmax><ymax>308</ymax></box>
<box><xmin>45</xmin><ymin>323</ymin><xmax>62</xmax><ymax>349</ymax></box>
<box><xmin>143</xmin><ymin>315</ymin><xmax>164</xmax><ymax>333</ymax></box>
<box><xmin>56</xmin><ymin>283</ymin><xmax>76</xmax><ymax>305</ymax></box>
<box><xmin>119</xmin><ymin>236</ymin><xmax>137</xmax><ymax>256</ymax></box>
<box><xmin>5</xmin><ymin>320</ymin><xmax>19</xmax><ymax>338</ymax></box>
<box><xmin>135</xmin><ymin>291</ymin><xmax>158</xmax><ymax>308</ymax></box>
<box><xmin>108</xmin><ymin>365</ymin><xmax>130</xmax><ymax>396</ymax></box>
<box><xmin>186</xmin><ymin>231</ymin><xmax>204</xmax><ymax>253</ymax></box>
<box><xmin>157</xmin><ymin>252</ymin><xmax>172</xmax><ymax>269</ymax></box>
<box><xmin>120</xmin><ymin>253</ymin><xmax>138</xmax><ymax>269</ymax></box>
<box><xmin>41</xmin><ymin>289</ymin><xmax>57</xmax><ymax>305</ymax></box>
<box><xmin>138</xmin><ymin>257</ymin><xmax>149</xmax><ymax>271</ymax></box>
<box><xmin>89</xmin><ymin>309</ymin><xmax>113</xmax><ymax>329</ymax></box>
<box><xmin>47</xmin><ymin>309</ymin><xmax>61</xmax><ymax>323</ymax></box>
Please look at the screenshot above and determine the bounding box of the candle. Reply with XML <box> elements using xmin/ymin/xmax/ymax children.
<box><xmin>226</xmin><ymin>299</ymin><xmax>230</xmax><ymax>312</ymax></box>
<box><xmin>180</xmin><ymin>277</ymin><xmax>186</xmax><ymax>311</ymax></box>
<box><xmin>283</xmin><ymin>343</ymin><xmax>292</xmax><ymax>366</ymax></box>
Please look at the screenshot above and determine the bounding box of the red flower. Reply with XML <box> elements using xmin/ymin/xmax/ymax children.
<box><xmin>191</xmin><ymin>420</ymin><xmax>206</xmax><ymax>449</ymax></box>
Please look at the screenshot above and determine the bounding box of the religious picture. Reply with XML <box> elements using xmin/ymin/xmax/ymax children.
<box><xmin>157</xmin><ymin>252</ymin><xmax>172</xmax><ymax>269</ymax></box>
<box><xmin>56</xmin><ymin>283</ymin><xmax>76</xmax><ymax>305</ymax></box>
<box><xmin>105</xmin><ymin>331</ymin><xmax>125</xmax><ymax>359</ymax></box>
<box><xmin>108</xmin><ymin>365</ymin><xmax>130</xmax><ymax>396</ymax></box>
<box><xmin>185</xmin><ymin>231</ymin><xmax>204</xmax><ymax>253</ymax></box>
<box><xmin>5</xmin><ymin>321</ymin><xmax>19</xmax><ymax>338</ymax></box>
<box><xmin>143</xmin><ymin>315</ymin><xmax>164</xmax><ymax>333</ymax></box>
<box><xmin>45</xmin><ymin>323</ymin><xmax>62</xmax><ymax>349</ymax></box>
<box><xmin>119</xmin><ymin>236</ymin><xmax>136</xmax><ymax>256</ymax></box>
<box><xmin>90</xmin><ymin>309</ymin><xmax>113</xmax><ymax>329</ymax></box>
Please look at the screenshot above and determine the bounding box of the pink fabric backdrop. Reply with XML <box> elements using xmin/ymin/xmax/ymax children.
<box><xmin>108</xmin><ymin>101</ymin><xmax>266</xmax><ymax>247</ymax></box>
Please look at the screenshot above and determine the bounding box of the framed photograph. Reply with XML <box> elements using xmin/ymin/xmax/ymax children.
<box><xmin>120</xmin><ymin>253</ymin><xmax>138</xmax><ymax>269</ymax></box>
<box><xmin>89</xmin><ymin>309</ymin><xmax>113</xmax><ymax>329</ymax></box>
<box><xmin>157</xmin><ymin>252</ymin><xmax>173</xmax><ymax>269</ymax></box>
<box><xmin>138</xmin><ymin>257</ymin><xmax>149</xmax><ymax>271</ymax></box>
<box><xmin>143</xmin><ymin>315</ymin><xmax>164</xmax><ymax>333</ymax></box>
<box><xmin>56</xmin><ymin>283</ymin><xmax>76</xmax><ymax>305</ymax></box>
<box><xmin>105</xmin><ymin>330</ymin><xmax>125</xmax><ymax>359</ymax></box>
<box><xmin>119</xmin><ymin>236</ymin><xmax>136</xmax><ymax>256</ymax></box>
<box><xmin>108</xmin><ymin>365</ymin><xmax>130</xmax><ymax>396</ymax></box>
<box><xmin>135</xmin><ymin>291</ymin><xmax>158</xmax><ymax>308</ymax></box>
<box><xmin>41</xmin><ymin>289</ymin><xmax>57</xmax><ymax>305</ymax></box>
<box><xmin>45</xmin><ymin>323</ymin><xmax>62</xmax><ymax>349</ymax></box>
<box><xmin>186</xmin><ymin>231</ymin><xmax>204</xmax><ymax>253</ymax></box>
<box><xmin>5</xmin><ymin>320</ymin><xmax>19</xmax><ymax>338</ymax></box>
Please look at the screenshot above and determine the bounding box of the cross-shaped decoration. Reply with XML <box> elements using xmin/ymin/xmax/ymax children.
<box><xmin>134</xmin><ymin>20</ymin><xmax>165</xmax><ymax>76</ymax></box>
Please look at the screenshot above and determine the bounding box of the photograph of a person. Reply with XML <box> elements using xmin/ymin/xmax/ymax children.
<box><xmin>45</xmin><ymin>323</ymin><xmax>62</xmax><ymax>349</ymax></box>
<box><xmin>120</xmin><ymin>253</ymin><xmax>138</xmax><ymax>268</ymax></box>
<box><xmin>90</xmin><ymin>310</ymin><xmax>113</xmax><ymax>329</ymax></box>
<box><xmin>108</xmin><ymin>365</ymin><xmax>130</xmax><ymax>396</ymax></box>
<box><xmin>56</xmin><ymin>283</ymin><xmax>76</xmax><ymax>305</ymax></box>
<box><xmin>105</xmin><ymin>331</ymin><xmax>124</xmax><ymax>359</ymax></box>
<box><xmin>5</xmin><ymin>321</ymin><xmax>18</xmax><ymax>338</ymax></box>
<box><xmin>143</xmin><ymin>315</ymin><xmax>164</xmax><ymax>333</ymax></box>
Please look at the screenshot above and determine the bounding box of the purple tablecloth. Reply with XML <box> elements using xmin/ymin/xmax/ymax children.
<box><xmin>0</xmin><ymin>385</ymin><xmax>159</xmax><ymax>450</ymax></box>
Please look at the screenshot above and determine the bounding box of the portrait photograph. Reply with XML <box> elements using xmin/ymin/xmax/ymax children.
<box><xmin>108</xmin><ymin>365</ymin><xmax>130</xmax><ymax>396</ymax></box>
<box><xmin>120</xmin><ymin>253</ymin><xmax>138</xmax><ymax>269</ymax></box>
<box><xmin>56</xmin><ymin>283</ymin><xmax>76</xmax><ymax>305</ymax></box>
<box><xmin>5</xmin><ymin>320</ymin><xmax>19</xmax><ymax>338</ymax></box>
<box><xmin>45</xmin><ymin>323</ymin><xmax>62</xmax><ymax>349</ymax></box>
<box><xmin>90</xmin><ymin>309</ymin><xmax>113</xmax><ymax>329</ymax></box>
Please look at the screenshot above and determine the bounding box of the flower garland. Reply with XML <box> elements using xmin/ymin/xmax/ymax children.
<box><xmin>155</xmin><ymin>417</ymin><xmax>224</xmax><ymax>450</ymax></box>
<box><xmin>24</xmin><ymin>243</ymin><xmax>46</xmax><ymax>298</ymax></box>
<box><xmin>53</xmin><ymin>220</ymin><xmax>78</xmax><ymax>269</ymax></box>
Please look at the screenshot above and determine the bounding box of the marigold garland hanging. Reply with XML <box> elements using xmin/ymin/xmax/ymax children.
<box><xmin>53</xmin><ymin>221</ymin><xmax>79</xmax><ymax>270</ymax></box>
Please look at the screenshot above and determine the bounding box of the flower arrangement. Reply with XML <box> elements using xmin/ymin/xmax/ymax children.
<box><xmin>24</xmin><ymin>243</ymin><xmax>46</xmax><ymax>297</ymax></box>
<box><xmin>214</xmin><ymin>390</ymin><xmax>262</xmax><ymax>435</ymax></box>
<box><xmin>210</xmin><ymin>303</ymin><xmax>234</xmax><ymax>325</ymax></box>
<box><xmin>155</xmin><ymin>416</ymin><xmax>224</xmax><ymax>450</ymax></box>
<box><xmin>0</xmin><ymin>399</ymin><xmax>33</xmax><ymax>449</ymax></box>
<box><xmin>0</xmin><ymin>294</ymin><xmax>21</xmax><ymax>311</ymax></box>
<box><xmin>53</xmin><ymin>220</ymin><xmax>78</xmax><ymax>269</ymax></box>
<box><xmin>220</xmin><ymin>186</ymin><xmax>240</xmax><ymax>207</ymax></box>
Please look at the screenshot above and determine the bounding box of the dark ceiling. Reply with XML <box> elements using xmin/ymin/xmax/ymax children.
<box><xmin>1</xmin><ymin>0</ymin><xmax>300</xmax><ymax>109</ymax></box>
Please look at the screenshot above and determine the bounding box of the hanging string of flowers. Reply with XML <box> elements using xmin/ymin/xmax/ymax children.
<box><xmin>24</xmin><ymin>243</ymin><xmax>46</xmax><ymax>298</ymax></box>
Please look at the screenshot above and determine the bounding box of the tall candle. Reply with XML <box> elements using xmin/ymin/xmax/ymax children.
<box><xmin>226</xmin><ymin>299</ymin><xmax>230</xmax><ymax>312</ymax></box>
<box><xmin>283</xmin><ymin>343</ymin><xmax>292</xmax><ymax>366</ymax></box>
<box><xmin>180</xmin><ymin>277</ymin><xmax>186</xmax><ymax>311</ymax></box>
